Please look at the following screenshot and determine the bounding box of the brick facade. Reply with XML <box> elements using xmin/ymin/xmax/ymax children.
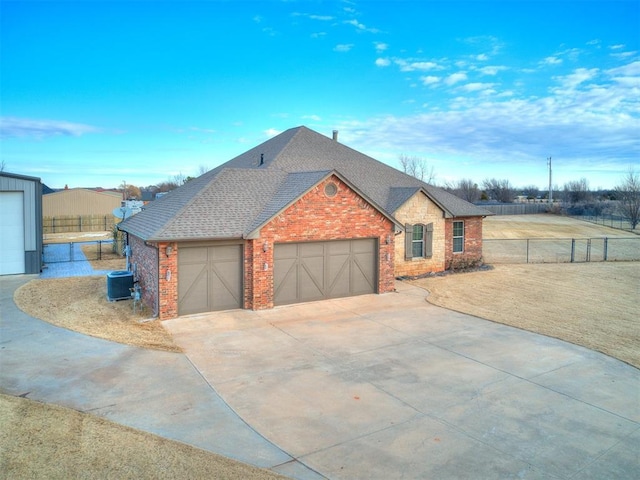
<box><xmin>444</xmin><ymin>216</ymin><xmax>484</xmax><ymax>269</ymax></box>
<box><xmin>126</xmin><ymin>235</ymin><xmax>180</xmax><ymax>319</ymax></box>
<box><xmin>246</xmin><ymin>175</ymin><xmax>396</xmax><ymax>310</ymax></box>
<box><xmin>127</xmin><ymin>234</ymin><xmax>159</xmax><ymax>317</ymax></box>
<box><xmin>129</xmin><ymin>178</ymin><xmax>485</xmax><ymax>319</ymax></box>
<box><xmin>394</xmin><ymin>192</ymin><xmax>446</xmax><ymax>277</ymax></box>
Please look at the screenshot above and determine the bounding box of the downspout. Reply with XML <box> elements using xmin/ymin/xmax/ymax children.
<box><xmin>155</xmin><ymin>243</ymin><xmax>160</xmax><ymax>318</ymax></box>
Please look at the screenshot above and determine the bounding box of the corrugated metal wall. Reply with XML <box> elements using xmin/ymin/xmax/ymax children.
<box><xmin>0</xmin><ymin>172</ymin><xmax>43</xmax><ymax>274</ymax></box>
<box><xmin>43</xmin><ymin>189</ymin><xmax>122</xmax><ymax>216</ymax></box>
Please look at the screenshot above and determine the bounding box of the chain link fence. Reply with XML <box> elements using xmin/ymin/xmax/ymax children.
<box><xmin>484</xmin><ymin>237</ymin><xmax>640</xmax><ymax>264</ymax></box>
<box><xmin>569</xmin><ymin>214</ymin><xmax>636</xmax><ymax>232</ymax></box>
<box><xmin>42</xmin><ymin>239</ymin><xmax>126</xmax><ymax>263</ymax></box>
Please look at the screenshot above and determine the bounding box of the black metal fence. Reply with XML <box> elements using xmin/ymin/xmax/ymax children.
<box><xmin>484</xmin><ymin>237</ymin><xmax>640</xmax><ymax>264</ymax></box>
<box><xmin>570</xmin><ymin>214</ymin><xmax>636</xmax><ymax>232</ymax></box>
<box><xmin>42</xmin><ymin>239</ymin><xmax>126</xmax><ymax>263</ymax></box>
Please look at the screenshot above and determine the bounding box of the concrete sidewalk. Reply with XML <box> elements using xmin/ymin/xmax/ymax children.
<box><xmin>0</xmin><ymin>275</ymin><xmax>322</xmax><ymax>480</ymax></box>
<box><xmin>165</xmin><ymin>282</ymin><xmax>640</xmax><ymax>479</ymax></box>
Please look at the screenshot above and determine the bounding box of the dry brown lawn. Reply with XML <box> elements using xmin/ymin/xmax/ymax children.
<box><xmin>412</xmin><ymin>262</ymin><xmax>640</xmax><ymax>368</ymax></box>
<box><xmin>483</xmin><ymin>213</ymin><xmax>636</xmax><ymax>239</ymax></box>
<box><xmin>415</xmin><ymin>214</ymin><xmax>640</xmax><ymax>368</ymax></box>
<box><xmin>0</xmin><ymin>394</ymin><xmax>288</xmax><ymax>480</ymax></box>
<box><xmin>14</xmin><ymin>276</ymin><xmax>181</xmax><ymax>352</ymax></box>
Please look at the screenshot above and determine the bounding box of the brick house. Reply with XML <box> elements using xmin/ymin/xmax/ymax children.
<box><xmin>118</xmin><ymin>126</ymin><xmax>491</xmax><ymax>319</ymax></box>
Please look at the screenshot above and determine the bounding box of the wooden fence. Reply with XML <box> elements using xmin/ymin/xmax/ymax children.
<box><xmin>43</xmin><ymin>215</ymin><xmax>118</xmax><ymax>233</ymax></box>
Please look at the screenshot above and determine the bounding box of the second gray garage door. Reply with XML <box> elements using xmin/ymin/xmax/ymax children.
<box><xmin>178</xmin><ymin>244</ymin><xmax>243</xmax><ymax>315</ymax></box>
<box><xmin>274</xmin><ymin>239</ymin><xmax>377</xmax><ymax>306</ymax></box>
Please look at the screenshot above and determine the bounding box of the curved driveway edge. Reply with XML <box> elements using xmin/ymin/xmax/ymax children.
<box><xmin>165</xmin><ymin>281</ymin><xmax>640</xmax><ymax>480</ymax></box>
<box><xmin>0</xmin><ymin>275</ymin><xmax>322</xmax><ymax>480</ymax></box>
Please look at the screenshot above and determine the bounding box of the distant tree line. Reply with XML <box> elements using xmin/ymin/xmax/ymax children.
<box><xmin>396</xmin><ymin>155</ymin><xmax>639</xmax><ymax>230</ymax></box>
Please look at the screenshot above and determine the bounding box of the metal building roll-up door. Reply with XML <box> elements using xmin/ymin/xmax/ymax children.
<box><xmin>274</xmin><ymin>239</ymin><xmax>377</xmax><ymax>306</ymax></box>
<box><xmin>0</xmin><ymin>192</ymin><xmax>25</xmax><ymax>275</ymax></box>
<box><xmin>178</xmin><ymin>244</ymin><xmax>243</xmax><ymax>315</ymax></box>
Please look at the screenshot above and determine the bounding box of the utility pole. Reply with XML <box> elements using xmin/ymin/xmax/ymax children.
<box><xmin>547</xmin><ymin>157</ymin><xmax>553</xmax><ymax>203</ymax></box>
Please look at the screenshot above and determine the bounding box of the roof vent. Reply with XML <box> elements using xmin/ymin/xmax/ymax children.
<box><xmin>332</xmin><ymin>130</ymin><xmax>338</xmax><ymax>142</ymax></box>
<box><xmin>260</xmin><ymin>153</ymin><xmax>264</xmax><ymax>166</ymax></box>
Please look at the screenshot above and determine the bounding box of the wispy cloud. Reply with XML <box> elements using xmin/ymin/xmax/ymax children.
<box><xmin>478</xmin><ymin>65</ymin><xmax>508</xmax><ymax>76</ymax></box>
<box><xmin>374</xmin><ymin>42</ymin><xmax>388</xmax><ymax>53</ymax></box>
<box><xmin>0</xmin><ymin>117</ymin><xmax>100</xmax><ymax>139</ymax></box>
<box><xmin>541</xmin><ymin>56</ymin><xmax>562</xmax><ymax>66</ymax></box>
<box><xmin>334</xmin><ymin>43</ymin><xmax>354</xmax><ymax>52</ymax></box>
<box><xmin>375</xmin><ymin>57</ymin><xmax>391</xmax><ymax>67</ymax></box>
<box><xmin>292</xmin><ymin>12</ymin><xmax>334</xmax><ymax>21</ymax></box>
<box><xmin>394</xmin><ymin>59</ymin><xmax>443</xmax><ymax>72</ymax></box>
<box><xmin>445</xmin><ymin>72</ymin><xmax>468</xmax><ymax>85</ymax></box>
<box><xmin>344</xmin><ymin>18</ymin><xmax>379</xmax><ymax>33</ymax></box>
<box><xmin>335</xmin><ymin>58</ymin><xmax>640</xmax><ymax>182</ymax></box>
<box><xmin>421</xmin><ymin>76</ymin><xmax>440</xmax><ymax>86</ymax></box>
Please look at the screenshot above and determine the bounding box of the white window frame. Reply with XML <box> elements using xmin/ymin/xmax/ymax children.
<box><xmin>453</xmin><ymin>221</ymin><xmax>464</xmax><ymax>253</ymax></box>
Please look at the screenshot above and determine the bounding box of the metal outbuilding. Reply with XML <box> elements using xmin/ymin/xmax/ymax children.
<box><xmin>0</xmin><ymin>172</ymin><xmax>43</xmax><ymax>275</ymax></box>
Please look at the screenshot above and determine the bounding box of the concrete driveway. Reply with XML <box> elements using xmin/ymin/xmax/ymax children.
<box><xmin>165</xmin><ymin>281</ymin><xmax>639</xmax><ymax>479</ymax></box>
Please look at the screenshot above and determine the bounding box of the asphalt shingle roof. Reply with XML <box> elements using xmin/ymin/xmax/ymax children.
<box><xmin>119</xmin><ymin>126</ymin><xmax>492</xmax><ymax>241</ymax></box>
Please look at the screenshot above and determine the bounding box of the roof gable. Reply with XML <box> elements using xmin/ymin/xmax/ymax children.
<box><xmin>120</xmin><ymin>126</ymin><xmax>490</xmax><ymax>241</ymax></box>
<box><xmin>245</xmin><ymin>170</ymin><xmax>403</xmax><ymax>238</ymax></box>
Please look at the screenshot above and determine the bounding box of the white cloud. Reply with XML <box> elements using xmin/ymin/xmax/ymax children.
<box><xmin>395</xmin><ymin>59</ymin><xmax>442</xmax><ymax>72</ymax></box>
<box><xmin>476</xmin><ymin>54</ymin><xmax>489</xmax><ymax>61</ymax></box>
<box><xmin>334</xmin><ymin>44</ymin><xmax>354</xmax><ymax>52</ymax></box>
<box><xmin>610</xmin><ymin>44</ymin><xmax>626</xmax><ymax>50</ymax></box>
<box><xmin>553</xmin><ymin>67</ymin><xmax>599</xmax><ymax>90</ymax></box>
<box><xmin>421</xmin><ymin>76</ymin><xmax>440</xmax><ymax>86</ymax></box>
<box><xmin>374</xmin><ymin>42</ymin><xmax>388</xmax><ymax>53</ymax></box>
<box><xmin>302</xmin><ymin>114</ymin><xmax>322</xmax><ymax>121</ymax></box>
<box><xmin>460</xmin><ymin>82</ymin><xmax>496</xmax><ymax>92</ymax></box>
<box><xmin>332</xmin><ymin>61</ymin><xmax>639</xmax><ymax>188</ymax></box>
<box><xmin>541</xmin><ymin>56</ymin><xmax>562</xmax><ymax>65</ymax></box>
<box><xmin>309</xmin><ymin>14</ymin><xmax>334</xmax><ymax>21</ymax></box>
<box><xmin>607</xmin><ymin>61</ymin><xmax>640</xmax><ymax>76</ymax></box>
<box><xmin>478</xmin><ymin>65</ymin><xmax>508</xmax><ymax>76</ymax></box>
<box><xmin>611</xmin><ymin>50</ymin><xmax>637</xmax><ymax>59</ymax></box>
<box><xmin>344</xmin><ymin>19</ymin><xmax>379</xmax><ymax>33</ymax></box>
<box><xmin>0</xmin><ymin>117</ymin><xmax>100</xmax><ymax>139</ymax></box>
<box><xmin>264</xmin><ymin>128</ymin><xmax>281</xmax><ymax>137</ymax></box>
<box><xmin>375</xmin><ymin>57</ymin><xmax>391</xmax><ymax>67</ymax></box>
<box><xmin>445</xmin><ymin>72</ymin><xmax>468</xmax><ymax>85</ymax></box>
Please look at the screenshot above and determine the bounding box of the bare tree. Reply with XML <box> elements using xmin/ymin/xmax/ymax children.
<box><xmin>0</xmin><ymin>160</ymin><xmax>5</xmax><ymax>172</ymax></box>
<box><xmin>399</xmin><ymin>154</ymin><xmax>436</xmax><ymax>184</ymax></box>
<box><xmin>446</xmin><ymin>179</ymin><xmax>480</xmax><ymax>202</ymax></box>
<box><xmin>522</xmin><ymin>185</ymin><xmax>540</xmax><ymax>201</ymax></box>
<box><xmin>615</xmin><ymin>168</ymin><xmax>640</xmax><ymax>229</ymax></box>
<box><xmin>198</xmin><ymin>164</ymin><xmax>210</xmax><ymax>176</ymax></box>
<box><xmin>482</xmin><ymin>178</ymin><xmax>515</xmax><ymax>203</ymax></box>
<box><xmin>172</xmin><ymin>172</ymin><xmax>187</xmax><ymax>186</ymax></box>
<box><xmin>563</xmin><ymin>178</ymin><xmax>591</xmax><ymax>204</ymax></box>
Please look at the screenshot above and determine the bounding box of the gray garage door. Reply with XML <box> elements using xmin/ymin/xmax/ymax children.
<box><xmin>178</xmin><ymin>244</ymin><xmax>243</xmax><ymax>315</ymax></box>
<box><xmin>274</xmin><ymin>239</ymin><xmax>377</xmax><ymax>306</ymax></box>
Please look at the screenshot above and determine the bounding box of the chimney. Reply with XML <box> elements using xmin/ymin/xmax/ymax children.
<box><xmin>332</xmin><ymin>130</ymin><xmax>338</xmax><ymax>142</ymax></box>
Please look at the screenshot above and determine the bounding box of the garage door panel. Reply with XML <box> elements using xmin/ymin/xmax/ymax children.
<box><xmin>327</xmin><ymin>252</ymin><xmax>350</xmax><ymax>296</ymax></box>
<box><xmin>178</xmin><ymin>244</ymin><xmax>242</xmax><ymax>315</ymax></box>
<box><xmin>274</xmin><ymin>239</ymin><xmax>377</xmax><ymax>306</ymax></box>
<box><xmin>299</xmin><ymin>260</ymin><xmax>325</xmax><ymax>301</ymax></box>
<box><xmin>210</xmin><ymin>266</ymin><xmax>242</xmax><ymax>311</ymax></box>
<box><xmin>178</xmin><ymin>261</ymin><xmax>209</xmax><ymax>315</ymax></box>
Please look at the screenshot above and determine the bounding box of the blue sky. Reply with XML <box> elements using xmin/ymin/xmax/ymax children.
<box><xmin>1</xmin><ymin>0</ymin><xmax>638</xmax><ymax>191</ymax></box>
